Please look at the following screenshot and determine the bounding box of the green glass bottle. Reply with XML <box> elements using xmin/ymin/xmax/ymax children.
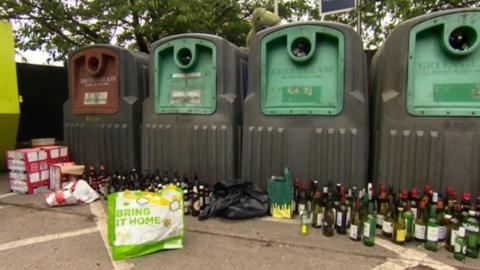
<box><xmin>363</xmin><ymin>202</ymin><xmax>376</xmax><ymax>247</ymax></box>
<box><xmin>415</xmin><ymin>201</ymin><xmax>428</xmax><ymax>242</ymax></box>
<box><xmin>393</xmin><ymin>207</ymin><xmax>406</xmax><ymax>245</ymax></box>
<box><xmin>453</xmin><ymin>227</ymin><xmax>467</xmax><ymax>261</ymax></box>
<box><xmin>404</xmin><ymin>203</ymin><xmax>415</xmax><ymax>242</ymax></box>
<box><xmin>436</xmin><ymin>200</ymin><xmax>447</xmax><ymax>242</ymax></box>
<box><xmin>323</xmin><ymin>200</ymin><xmax>335</xmax><ymax>237</ymax></box>
<box><xmin>464</xmin><ymin>209</ymin><xmax>479</xmax><ymax>258</ymax></box>
<box><xmin>425</xmin><ymin>205</ymin><xmax>439</xmax><ymax>252</ymax></box>
<box><xmin>350</xmin><ymin>201</ymin><xmax>362</xmax><ymax>241</ymax></box>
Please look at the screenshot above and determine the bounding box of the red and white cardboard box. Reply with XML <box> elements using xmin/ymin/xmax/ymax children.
<box><xmin>38</xmin><ymin>145</ymin><xmax>69</xmax><ymax>164</ymax></box>
<box><xmin>9</xmin><ymin>170</ymin><xmax>50</xmax><ymax>194</ymax></box>
<box><xmin>50</xmin><ymin>162</ymin><xmax>85</xmax><ymax>190</ymax></box>
<box><xmin>6</xmin><ymin>148</ymin><xmax>48</xmax><ymax>173</ymax></box>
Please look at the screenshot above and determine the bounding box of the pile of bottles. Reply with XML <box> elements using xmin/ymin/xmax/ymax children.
<box><xmin>294</xmin><ymin>180</ymin><xmax>480</xmax><ymax>262</ymax></box>
<box><xmin>82</xmin><ymin>165</ymin><xmax>212</xmax><ymax>217</ymax></box>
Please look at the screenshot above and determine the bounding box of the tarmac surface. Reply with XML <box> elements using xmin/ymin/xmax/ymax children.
<box><xmin>0</xmin><ymin>172</ymin><xmax>479</xmax><ymax>270</ymax></box>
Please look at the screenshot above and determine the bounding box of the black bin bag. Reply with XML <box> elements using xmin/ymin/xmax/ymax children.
<box><xmin>199</xmin><ymin>179</ymin><xmax>269</xmax><ymax>220</ymax></box>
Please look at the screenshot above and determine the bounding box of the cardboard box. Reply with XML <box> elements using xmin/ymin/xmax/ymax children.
<box><xmin>8</xmin><ymin>169</ymin><xmax>50</xmax><ymax>194</ymax></box>
<box><xmin>6</xmin><ymin>148</ymin><xmax>47</xmax><ymax>173</ymax></box>
<box><xmin>38</xmin><ymin>145</ymin><xmax>69</xmax><ymax>164</ymax></box>
<box><xmin>50</xmin><ymin>162</ymin><xmax>85</xmax><ymax>190</ymax></box>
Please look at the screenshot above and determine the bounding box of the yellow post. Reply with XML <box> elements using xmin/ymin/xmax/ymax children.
<box><xmin>0</xmin><ymin>21</ymin><xmax>20</xmax><ymax>170</ymax></box>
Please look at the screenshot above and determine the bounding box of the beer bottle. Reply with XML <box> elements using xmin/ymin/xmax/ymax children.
<box><xmin>393</xmin><ymin>207</ymin><xmax>406</xmax><ymax>245</ymax></box>
<box><xmin>204</xmin><ymin>186</ymin><xmax>211</xmax><ymax>208</ymax></box>
<box><xmin>297</xmin><ymin>181</ymin><xmax>307</xmax><ymax>217</ymax></box>
<box><xmin>425</xmin><ymin>205</ymin><xmax>439</xmax><ymax>252</ymax></box>
<box><xmin>293</xmin><ymin>178</ymin><xmax>300</xmax><ymax>216</ymax></box>
<box><xmin>464</xmin><ymin>209</ymin><xmax>479</xmax><ymax>258</ymax></box>
<box><xmin>191</xmin><ymin>185</ymin><xmax>200</xmax><ymax>216</ymax></box>
<box><xmin>87</xmin><ymin>165</ymin><xmax>97</xmax><ymax>191</ymax></box>
<box><xmin>404</xmin><ymin>203</ymin><xmax>415</xmax><ymax>242</ymax></box>
<box><xmin>349</xmin><ymin>200</ymin><xmax>362</xmax><ymax>241</ymax></box>
<box><xmin>312</xmin><ymin>190</ymin><xmax>323</xmax><ymax>228</ymax></box>
<box><xmin>382</xmin><ymin>194</ymin><xmax>395</xmax><ymax>238</ymax></box>
<box><xmin>336</xmin><ymin>196</ymin><xmax>348</xmax><ymax>234</ymax></box>
<box><xmin>363</xmin><ymin>202</ymin><xmax>376</xmax><ymax>247</ymax></box>
<box><xmin>410</xmin><ymin>188</ymin><xmax>419</xmax><ymax>219</ymax></box>
<box><xmin>347</xmin><ymin>186</ymin><xmax>357</xmax><ymax>226</ymax></box>
<box><xmin>323</xmin><ymin>198</ymin><xmax>335</xmax><ymax>237</ymax></box>
<box><xmin>97</xmin><ymin>165</ymin><xmax>107</xmax><ymax>196</ymax></box>
<box><xmin>415</xmin><ymin>200</ymin><xmax>428</xmax><ymax>242</ymax></box>
<box><xmin>377</xmin><ymin>184</ymin><xmax>388</xmax><ymax>229</ymax></box>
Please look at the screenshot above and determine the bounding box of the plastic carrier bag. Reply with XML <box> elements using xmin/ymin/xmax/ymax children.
<box><xmin>267</xmin><ymin>167</ymin><xmax>293</xmax><ymax>219</ymax></box>
<box><xmin>108</xmin><ymin>185</ymin><xmax>184</xmax><ymax>260</ymax></box>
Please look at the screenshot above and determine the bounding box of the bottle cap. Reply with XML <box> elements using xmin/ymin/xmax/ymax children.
<box><xmin>400</xmin><ymin>189</ymin><xmax>408</xmax><ymax>200</ymax></box>
<box><xmin>411</xmin><ymin>188</ymin><xmax>418</xmax><ymax>199</ymax></box>
<box><xmin>462</xmin><ymin>192</ymin><xmax>471</xmax><ymax>202</ymax></box>
<box><xmin>423</xmin><ymin>183</ymin><xmax>431</xmax><ymax>195</ymax></box>
<box><xmin>447</xmin><ymin>185</ymin><xmax>456</xmax><ymax>198</ymax></box>
<box><xmin>397</xmin><ymin>206</ymin><xmax>404</xmax><ymax>211</ymax></box>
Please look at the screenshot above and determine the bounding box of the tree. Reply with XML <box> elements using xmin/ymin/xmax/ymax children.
<box><xmin>1</xmin><ymin>0</ymin><xmax>479</xmax><ymax>63</ymax></box>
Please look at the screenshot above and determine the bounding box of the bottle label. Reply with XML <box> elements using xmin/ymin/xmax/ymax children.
<box><xmin>337</xmin><ymin>212</ymin><xmax>343</xmax><ymax>227</ymax></box>
<box><xmin>450</xmin><ymin>229</ymin><xmax>457</xmax><ymax>246</ymax></box>
<box><xmin>411</xmin><ymin>208</ymin><xmax>417</xmax><ymax>219</ymax></box>
<box><xmin>377</xmin><ymin>214</ymin><xmax>385</xmax><ymax>226</ymax></box>
<box><xmin>415</xmin><ymin>224</ymin><xmax>426</xmax><ymax>239</ymax></box>
<box><xmin>363</xmin><ymin>222</ymin><xmax>370</xmax><ymax>238</ymax></box>
<box><xmin>346</xmin><ymin>208</ymin><xmax>351</xmax><ymax>225</ymax></box>
<box><xmin>298</xmin><ymin>204</ymin><xmax>306</xmax><ymax>213</ymax></box>
<box><xmin>317</xmin><ymin>213</ymin><xmax>323</xmax><ymax>227</ymax></box>
<box><xmin>350</xmin><ymin>224</ymin><xmax>358</xmax><ymax>239</ymax></box>
<box><xmin>193</xmin><ymin>200</ymin><xmax>200</xmax><ymax>211</ymax></box>
<box><xmin>426</xmin><ymin>226</ymin><xmax>439</xmax><ymax>241</ymax></box>
<box><xmin>438</xmin><ymin>226</ymin><xmax>447</xmax><ymax>240</ymax></box>
<box><xmin>454</xmin><ymin>242</ymin><xmax>461</xmax><ymax>253</ymax></box>
<box><xmin>382</xmin><ymin>221</ymin><xmax>393</xmax><ymax>234</ymax></box>
<box><xmin>396</xmin><ymin>229</ymin><xmax>406</xmax><ymax>241</ymax></box>
<box><xmin>464</xmin><ymin>223</ymin><xmax>480</xmax><ymax>233</ymax></box>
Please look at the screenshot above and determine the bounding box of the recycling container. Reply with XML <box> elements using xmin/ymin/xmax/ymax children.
<box><xmin>242</xmin><ymin>22</ymin><xmax>369</xmax><ymax>190</ymax></box>
<box><xmin>0</xmin><ymin>22</ymin><xmax>20</xmax><ymax>170</ymax></box>
<box><xmin>142</xmin><ymin>34</ymin><xmax>247</xmax><ymax>185</ymax></box>
<box><xmin>371</xmin><ymin>9</ymin><xmax>480</xmax><ymax>193</ymax></box>
<box><xmin>64</xmin><ymin>45</ymin><xmax>148</xmax><ymax>171</ymax></box>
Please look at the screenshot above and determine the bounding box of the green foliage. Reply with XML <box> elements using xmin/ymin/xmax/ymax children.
<box><xmin>1</xmin><ymin>0</ymin><xmax>479</xmax><ymax>63</ymax></box>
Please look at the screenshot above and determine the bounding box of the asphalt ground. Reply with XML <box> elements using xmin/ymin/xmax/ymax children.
<box><xmin>0</xmin><ymin>172</ymin><xmax>479</xmax><ymax>270</ymax></box>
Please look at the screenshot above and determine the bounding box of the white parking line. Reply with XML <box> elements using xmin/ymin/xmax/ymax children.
<box><xmin>0</xmin><ymin>227</ymin><xmax>98</xmax><ymax>252</ymax></box>
<box><xmin>89</xmin><ymin>201</ymin><xmax>133</xmax><ymax>270</ymax></box>
<box><xmin>0</xmin><ymin>193</ymin><xmax>17</xmax><ymax>199</ymax></box>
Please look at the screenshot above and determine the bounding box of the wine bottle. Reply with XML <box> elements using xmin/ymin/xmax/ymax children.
<box><xmin>393</xmin><ymin>207</ymin><xmax>406</xmax><ymax>245</ymax></box>
<box><xmin>425</xmin><ymin>205</ymin><xmax>439</xmax><ymax>252</ymax></box>
<box><xmin>363</xmin><ymin>202</ymin><xmax>376</xmax><ymax>247</ymax></box>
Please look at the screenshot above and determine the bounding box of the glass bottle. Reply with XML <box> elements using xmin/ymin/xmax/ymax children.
<box><xmin>404</xmin><ymin>203</ymin><xmax>415</xmax><ymax>242</ymax></box>
<box><xmin>377</xmin><ymin>184</ymin><xmax>388</xmax><ymax>229</ymax></box>
<box><xmin>393</xmin><ymin>207</ymin><xmax>406</xmax><ymax>245</ymax></box>
<box><xmin>464</xmin><ymin>209</ymin><xmax>479</xmax><ymax>258</ymax></box>
<box><xmin>312</xmin><ymin>190</ymin><xmax>323</xmax><ymax>228</ymax></box>
<box><xmin>191</xmin><ymin>185</ymin><xmax>200</xmax><ymax>216</ymax></box>
<box><xmin>415</xmin><ymin>200</ymin><xmax>428</xmax><ymax>242</ymax></box>
<box><xmin>425</xmin><ymin>205</ymin><xmax>439</xmax><ymax>252</ymax></box>
<box><xmin>363</xmin><ymin>202</ymin><xmax>376</xmax><ymax>247</ymax></box>
<box><xmin>301</xmin><ymin>209</ymin><xmax>309</xmax><ymax>235</ymax></box>
<box><xmin>410</xmin><ymin>188</ymin><xmax>419</xmax><ymax>219</ymax></box>
<box><xmin>436</xmin><ymin>200</ymin><xmax>447</xmax><ymax>242</ymax></box>
<box><xmin>336</xmin><ymin>196</ymin><xmax>348</xmax><ymax>234</ymax></box>
<box><xmin>453</xmin><ymin>228</ymin><xmax>467</xmax><ymax>262</ymax></box>
<box><xmin>323</xmin><ymin>200</ymin><xmax>335</xmax><ymax>237</ymax></box>
<box><xmin>350</xmin><ymin>200</ymin><xmax>362</xmax><ymax>241</ymax></box>
<box><xmin>446</xmin><ymin>205</ymin><xmax>460</xmax><ymax>252</ymax></box>
<box><xmin>382</xmin><ymin>195</ymin><xmax>395</xmax><ymax>238</ymax></box>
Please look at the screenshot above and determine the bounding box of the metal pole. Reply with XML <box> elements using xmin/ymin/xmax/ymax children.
<box><xmin>274</xmin><ymin>0</ymin><xmax>279</xmax><ymax>15</ymax></box>
<box><xmin>356</xmin><ymin>0</ymin><xmax>362</xmax><ymax>36</ymax></box>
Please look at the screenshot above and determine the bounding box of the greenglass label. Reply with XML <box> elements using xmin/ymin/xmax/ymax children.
<box><xmin>427</xmin><ymin>226</ymin><xmax>439</xmax><ymax>241</ymax></box>
<box><xmin>438</xmin><ymin>226</ymin><xmax>447</xmax><ymax>240</ymax></box>
<box><xmin>317</xmin><ymin>213</ymin><xmax>324</xmax><ymax>227</ymax></box>
<box><xmin>411</xmin><ymin>208</ymin><xmax>417</xmax><ymax>219</ymax></box>
<box><xmin>350</xmin><ymin>225</ymin><xmax>358</xmax><ymax>239</ymax></box>
<box><xmin>415</xmin><ymin>224</ymin><xmax>425</xmax><ymax>239</ymax></box>
<box><xmin>363</xmin><ymin>222</ymin><xmax>370</xmax><ymax>237</ymax></box>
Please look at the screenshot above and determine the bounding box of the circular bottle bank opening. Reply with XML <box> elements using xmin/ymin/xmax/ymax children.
<box><xmin>177</xmin><ymin>48</ymin><xmax>193</xmax><ymax>66</ymax></box>
<box><xmin>87</xmin><ymin>56</ymin><xmax>100</xmax><ymax>73</ymax></box>
<box><xmin>291</xmin><ymin>37</ymin><xmax>312</xmax><ymax>59</ymax></box>
<box><xmin>448</xmin><ymin>26</ymin><xmax>478</xmax><ymax>52</ymax></box>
